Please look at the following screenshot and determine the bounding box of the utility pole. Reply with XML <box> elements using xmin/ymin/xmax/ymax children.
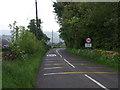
<box><xmin>52</xmin><ymin>30</ymin><xmax>53</xmax><ymax>48</ymax></box>
<box><xmin>35</xmin><ymin>0</ymin><xmax>38</xmax><ymax>29</ymax></box>
<box><xmin>59</xmin><ymin>37</ymin><xmax>60</xmax><ymax>48</ymax></box>
<box><xmin>35</xmin><ymin>0</ymin><xmax>39</xmax><ymax>39</ymax></box>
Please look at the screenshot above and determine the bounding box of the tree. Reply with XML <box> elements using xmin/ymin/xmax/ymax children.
<box><xmin>27</xmin><ymin>19</ymin><xmax>43</xmax><ymax>40</ymax></box>
<box><xmin>53</xmin><ymin>2</ymin><xmax>119</xmax><ymax>51</ymax></box>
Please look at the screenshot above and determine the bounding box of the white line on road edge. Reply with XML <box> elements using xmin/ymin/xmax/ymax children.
<box><xmin>64</xmin><ymin>59</ymin><xmax>75</xmax><ymax>68</ymax></box>
<box><xmin>56</xmin><ymin>49</ymin><xmax>62</xmax><ymax>58</ymax></box>
<box><xmin>84</xmin><ymin>74</ymin><xmax>109</xmax><ymax>90</ymax></box>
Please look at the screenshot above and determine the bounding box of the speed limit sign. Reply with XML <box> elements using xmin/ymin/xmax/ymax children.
<box><xmin>86</xmin><ymin>38</ymin><xmax>91</xmax><ymax>43</ymax></box>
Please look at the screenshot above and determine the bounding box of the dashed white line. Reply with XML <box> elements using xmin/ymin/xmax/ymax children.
<box><xmin>56</xmin><ymin>49</ymin><xmax>62</xmax><ymax>58</ymax></box>
<box><xmin>85</xmin><ymin>74</ymin><xmax>109</xmax><ymax>90</ymax></box>
<box><xmin>64</xmin><ymin>59</ymin><xmax>75</xmax><ymax>68</ymax></box>
<box><xmin>56</xmin><ymin>49</ymin><xmax>75</xmax><ymax>68</ymax></box>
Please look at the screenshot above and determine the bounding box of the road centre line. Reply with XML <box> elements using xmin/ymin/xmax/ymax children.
<box><xmin>85</xmin><ymin>74</ymin><xmax>109</xmax><ymax>90</ymax></box>
<box><xmin>44</xmin><ymin>72</ymin><xmax>116</xmax><ymax>76</ymax></box>
<box><xmin>56</xmin><ymin>49</ymin><xmax>75</xmax><ymax>68</ymax></box>
<box><xmin>44</xmin><ymin>67</ymin><xmax>64</xmax><ymax>69</ymax></box>
<box><xmin>64</xmin><ymin>59</ymin><xmax>75</xmax><ymax>68</ymax></box>
<box><xmin>56</xmin><ymin>49</ymin><xmax>62</xmax><ymax>58</ymax></box>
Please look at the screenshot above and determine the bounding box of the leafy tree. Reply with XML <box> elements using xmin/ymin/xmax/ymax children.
<box><xmin>53</xmin><ymin>2</ymin><xmax>119</xmax><ymax>51</ymax></box>
<box><xmin>27</xmin><ymin>19</ymin><xmax>43</xmax><ymax>40</ymax></box>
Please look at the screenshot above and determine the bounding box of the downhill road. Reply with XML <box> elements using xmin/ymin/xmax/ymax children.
<box><xmin>35</xmin><ymin>48</ymin><xmax>119</xmax><ymax>89</ymax></box>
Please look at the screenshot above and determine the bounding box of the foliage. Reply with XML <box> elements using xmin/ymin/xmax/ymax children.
<box><xmin>67</xmin><ymin>48</ymin><xmax>120</xmax><ymax>70</ymax></box>
<box><xmin>2</xmin><ymin>46</ymin><xmax>48</xmax><ymax>88</ymax></box>
<box><xmin>2</xmin><ymin>19</ymin><xmax>50</xmax><ymax>88</ymax></box>
<box><xmin>94</xmin><ymin>49</ymin><xmax>120</xmax><ymax>56</ymax></box>
<box><xmin>3</xmin><ymin>21</ymin><xmax>49</xmax><ymax>60</ymax></box>
<box><xmin>27</xmin><ymin>19</ymin><xmax>50</xmax><ymax>41</ymax></box>
<box><xmin>53</xmin><ymin>2</ymin><xmax>120</xmax><ymax>51</ymax></box>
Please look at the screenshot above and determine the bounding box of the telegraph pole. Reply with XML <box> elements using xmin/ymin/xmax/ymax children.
<box><xmin>35</xmin><ymin>0</ymin><xmax>38</xmax><ymax>29</ymax></box>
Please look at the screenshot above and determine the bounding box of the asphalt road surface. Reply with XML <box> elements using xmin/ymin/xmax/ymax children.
<box><xmin>35</xmin><ymin>48</ymin><xmax>119</xmax><ymax>89</ymax></box>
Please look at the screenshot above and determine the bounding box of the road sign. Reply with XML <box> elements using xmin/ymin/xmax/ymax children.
<box><xmin>86</xmin><ymin>38</ymin><xmax>91</xmax><ymax>43</ymax></box>
<box><xmin>85</xmin><ymin>43</ymin><xmax>92</xmax><ymax>47</ymax></box>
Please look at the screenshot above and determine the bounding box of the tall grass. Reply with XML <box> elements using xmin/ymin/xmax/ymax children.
<box><xmin>2</xmin><ymin>48</ymin><xmax>47</xmax><ymax>88</ymax></box>
<box><xmin>67</xmin><ymin>48</ymin><xmax>120</xmax><ymax>70</ymax></box>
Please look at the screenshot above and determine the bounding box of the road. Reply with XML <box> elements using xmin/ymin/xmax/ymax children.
<box><xmin>35</xmin><ymin>48</ymin><xmax>119</xmax><ymax>89</ymax></box>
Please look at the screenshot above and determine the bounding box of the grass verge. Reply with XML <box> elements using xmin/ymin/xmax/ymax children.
<box><xmin>2</xmin><ymin>49</ymin><xmax>47</xmax><ymax>88</ymax></box>
<box><xmin>67</xmin><ymin>48</ymin><xmax>120</xmax><ymax>71</ymax></box>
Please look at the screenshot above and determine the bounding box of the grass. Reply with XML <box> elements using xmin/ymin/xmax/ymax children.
<box><xmin>0</xmin><ymin>61</ymin><xmax>2</xmax><ymax>89</ymax></box>
<box><xmin>67</xmin><ymin>48</ymin><xmax>120</xmax><ymax>71</ymax></box>
<box><xmin>2</xmin><ymin>49</ymin><xmax>47</xmax><ymax>88</ymax></box>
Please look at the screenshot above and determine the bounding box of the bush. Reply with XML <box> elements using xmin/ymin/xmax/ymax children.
<box><xmin>4</xmin><ymin>26</ymin><xmax>45</xmax><ymax>60</ymax></box>
<box><xmin>67</xmin><ymin>48</ymin><xmax>120</xmax><ymax>70</ymax></box>
<box><xmin>2</xmin><ymin>46</ymin><xmax>48</xmax><ymax>88</ymax></box>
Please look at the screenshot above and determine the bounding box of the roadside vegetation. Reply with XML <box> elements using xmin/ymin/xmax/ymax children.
<box><xmin>3</xmin><ymin>46</ymin><xmax>47</xmax><ymax>88</ymax></box>
<box><xmin>2</xmin><ymin>19</ymin><xmax>50</xmax><ymax>88</ymax></box>
<box><xmin>53</xmin><ymin>2</ymin><xmax>120</xmax><ymax>70</ymax></box>
<box><xmin>67</xmin><ymin>48</ymin><xmax>120</xmax><ymax>70</ymax></box>
<box><xmin>53</xmin><ymin>2</ymin><xmax>119</xmax><ymax>51</ymax></box>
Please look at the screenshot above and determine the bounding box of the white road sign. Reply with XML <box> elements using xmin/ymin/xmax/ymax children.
<box><xmin>85</xmin><ymin>43</ymin><xmax>92</xmax><ymax>47</ymax></box>
<box><xmin>86</xmin><ymin>38</ymin><xmax>91</xmax><ymax>43</ymax></box>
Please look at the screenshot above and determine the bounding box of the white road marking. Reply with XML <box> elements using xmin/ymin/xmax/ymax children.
<box><xmin>64</xmin><ymin>59</ymin><xmax>75</xmax><ymax>68</ymax></box>
<box><xmin>56</xmin><ymin>49</ymin><xmax>62</xmax><ymax>58</ymax></box>
<box><xmin>47</xmin><ymin>54</ymin><xmax>56</xmax><ymax>57</ymax></box>
<box><xmin>85</xmin><ymin>74</ymin><xmax>109</xmax><ymax>90</ymax></box>
<box><xmin>43</xmin><ymin>67</ymin><xmax>64</xmax><ymax>69</ymax></box>
<box><xmin>56</xmin><ymin>49</ymin><xmax>75</xmax><ymax>68</ymax></box>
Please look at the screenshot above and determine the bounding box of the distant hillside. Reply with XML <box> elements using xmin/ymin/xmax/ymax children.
<box><xmin>2</xmin><ymin>35</ymin><xmax>11</xmax><ymax>41</ymax></box>
<box><xmin>0</xmin><ymin>31</ymin><xmax>63</xmax><ymax>43</ymax></box>
<box><xmin>43</xmin><ymin>31</ymin><xmax>63</xmax><ymax>43</ymax></box>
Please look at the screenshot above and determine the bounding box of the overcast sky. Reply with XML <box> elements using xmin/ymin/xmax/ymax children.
<box><xmin>0</xmin><ymin>0</ymin><xmax>60</xmax><ymax>35</ymax></box>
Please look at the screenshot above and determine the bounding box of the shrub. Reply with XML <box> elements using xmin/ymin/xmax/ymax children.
<box><xmin>67</xmin><ymin>48</ymin><xmax>120</xmax><ymax>70</ymax></box>
<box><xmin>4</xmin><ymin>25</ymin><xmax>44</xmax><ymax>60</ymax></box>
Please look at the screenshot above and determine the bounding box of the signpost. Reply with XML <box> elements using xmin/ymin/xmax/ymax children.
<box><xmin>85</xmin><ymin>38</ymin><xmax>92</xmax><ymax>48</ymax></box>
<box><xmin>86</xmin><ymin>38</ymin><xmax>91</xmax><ymax>43</ymax></box>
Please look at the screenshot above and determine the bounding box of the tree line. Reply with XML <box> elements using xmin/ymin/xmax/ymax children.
<box><xmin>53</xmin><ymin>2</ymin><xmax>120</xmax><ymax>51</ymax></box>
